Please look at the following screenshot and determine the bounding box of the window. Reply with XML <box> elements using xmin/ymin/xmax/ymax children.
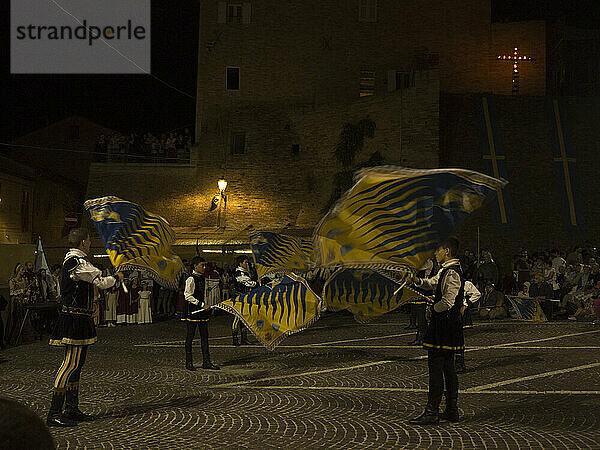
<box><xmin>291</xmin><ymin>144</ymin><xmax>300</xmax><ymax>155</ymax></box>
<box><xmin>231</xmin><ymin>132</ymin><xmax>246</xmax><ymax>154</ymax></box>
<box><xmin>359</xmin><ymin>0</ymin><xmax>377</xmax><ymax>22</ymax></box>
<box><xmin>218</xmin><ymin>2</ymin><xmax>251</xmax><ymax>24</ymax></box>
<box><xmin>360</xmin><ymin>71</ymin><xmax>375</xmax><ymax>97</ymax></box>
<box><xmin>69</xmin><ymin>125</ymin><xmax>80</xmax><ymax>139</ymax></box>
<box><xmin>387</xmin><ymin>70</ymin><xmax>415</xmax><ymax>91</ymax></box>
<box><xmin>227</xmin><ymin>4</ymin><xmax>242</xmax><ymax>23</ymax></box>
<box><xmin>227</xmin><ymin>67</ymin><xmax>240</xmax><ymax>90</ymax></box>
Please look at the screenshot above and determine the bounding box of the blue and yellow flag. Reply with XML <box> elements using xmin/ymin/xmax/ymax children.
<box><xmin>215</xmin><ymin>273</ymin><xmax>322</xmax><ymax>350</ymax></box>
<box><xmin>507</xmin><ymin>296</ymin><xmax>547</xmax><ymax>322</ymax></box>
<box><xmin>323</xmin><ymin>269</ymin><xmax>420</xmax><ymax>322</ymax></box>
<box><xmin>84</xmin><ymin>196</ymin><xmax>184</xmax><ymax>288</ymax></box>
<box><xmin>314</xmin><ymin>166</ymin><xmax>506</xmax><ymax>272</ymax></box>
<box><xmin>250</xmin><ymin>231</ymin><xmax>313</xmax><ymax>279</ymax></box>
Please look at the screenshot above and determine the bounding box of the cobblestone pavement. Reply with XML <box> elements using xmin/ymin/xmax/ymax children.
<box><xmin>1</xmin><ymin>311</ymin><xmax>600</xmax><ymax>449</ymax></box>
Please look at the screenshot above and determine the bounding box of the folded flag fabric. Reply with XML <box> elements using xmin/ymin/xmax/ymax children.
<box><xmin>84</xmin><ymin>196</ymin><xmax>184</xmax><ymax>289</ymax></box>
<box><xmin>507</xmin><ymin>296</ymin><xmax>547</xmax><ymax>322</ymax></box>
<box><xmin>250</xmin><ymin>231</ymin><xmax>314</xmax><ymax>279</ymax></box>
<box><xmin>215</xmin><ymin>273</ymin><xmax>322</xmax><ymax>350</ymax></box>
<box><xmin>322</xmin><ymin>269</ymin><xmax>417</xmax><ymax>322</ymax></box>
<box><xmin>314</xmin><ymin>166</ymin><xmax>506</xmax><ymax>273</ymax></box>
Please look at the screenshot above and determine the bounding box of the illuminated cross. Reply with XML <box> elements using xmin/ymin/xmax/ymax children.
<box><xmin>552</xmin><ymin>99</ymin><xmax>578</xmax><ymax>226</ymax></box>
<box><xmin>497</xmin><ymin>47</ymin><xmax>535</xmax><ymax>94</ymax></box>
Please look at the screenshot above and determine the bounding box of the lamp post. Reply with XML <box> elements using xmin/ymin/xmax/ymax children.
<box><xmin>217</xmin><ymin>177</ymin><xmax>227</xmax><ymax>228</ymax></box>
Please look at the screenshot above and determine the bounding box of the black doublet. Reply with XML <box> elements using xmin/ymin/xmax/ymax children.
<box><xmin>183</xmin><ymin>273</ymin><xmax>211</xmax><ymax>322</ymax></box>
<box><xmin>50</xmin><ymin>254</ymin><xmax>97</xmax><ymax>346</ymax></box>
<box><xmin>423</xmin><ymin>264</ymin><xmax>465</xmax><ymax>352</ymax></box>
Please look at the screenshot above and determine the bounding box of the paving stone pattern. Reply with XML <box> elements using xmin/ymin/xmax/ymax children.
<box><xmin>1</xmin><ymin>312</ymin><xmax>599</xmax><ymax>449</ymax></box>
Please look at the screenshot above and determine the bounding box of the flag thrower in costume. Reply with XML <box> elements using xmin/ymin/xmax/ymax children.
<box><xmin>84</xmin><ymin>196</ymin><xmax>184</xmax><ymax>289</ymax></box>
<box><xmin>314</xmin><ymin>166</ymin><xmax>506</xmax><ymax>275</ymax></box>
<box><xmin>214</xmin><ymin>273</ymin><xmax>322</xmax><ymax>350</ymax></box>
<box><xmin>250</xmin><ymin>231</ymin><xmax>314</xmax><ymax>279</ymax></box>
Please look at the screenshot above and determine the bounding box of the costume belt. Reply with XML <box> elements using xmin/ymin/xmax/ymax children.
<box><xmin>62</xmin><ymin>305</ymin><xmax>94</xmax><ymax>316</ymax></box>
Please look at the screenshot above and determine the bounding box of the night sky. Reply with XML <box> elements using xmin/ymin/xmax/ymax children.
<box><xmin>1</xmin><ymin>0</ymin><xmax>200</xmax><ymax>141</ymax></box>
<box><xmin>1</xmin><ymin>0</ymin><xmax>598</xmax><ymax>143</ymax></box>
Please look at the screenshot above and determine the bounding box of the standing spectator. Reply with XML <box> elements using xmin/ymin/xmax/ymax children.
<box><xmin>105</xmin><ymin>286</ymin><xmax>118</xmax><ymax>327</ymax></box>
<box><xmin>566</xmin><ymin>247</ymin><xmax>583</xmax><ymax>267</ymax></box>
<box><xmin>0</xmin><ymin>295</ymin><xmax>7</xmax><ymax>349</ymax></box>
<box><xmin>51</xmin><ymin>264</ymin><xmax>62</xmax><ymax>301</ymax></box>
<box><xmin>137</xmin><ymin>282</ymin><xmax>153</xmax><ymax>324</ymax></box>
<box><xmin>38</xmin><ymin>269</ymin><xmax>51</xmax><ymax>302</ymax></box>
<box><xmin>477</xmin><ymin>251</ymin><xmax>498</xmax><ymax>287</ymax></box>
<box><xmin>7</xmin><ymin>264</ymin><xmax>35</xmax><ymax>344</ymax></box>
<box><xmin>204</xmin><ymin>262</ymin><xmax>221</xmax><ymax>308</ymax></box>
<box><xmin>166</xmin><ymin>132</ymin><xmax>177</xmax><ymax>162</ymax></box>
<box><xmin>221</xmin><ymin>267</ymin><xmax>233</xmax><ymax>301</ymax></box>
<box><xmin>156</xmin><ymin>285</ymin><xmax>169</xmax><ymax>316</ymax></box>
<box><xmin>116</xmin><ymin>279</ymin><xmax>129</xmax><ymax>325</ymax></box>
<box><xmin>127</xmin><ymin>278</ymin><xmax>140</xmax><ymax>324</ymax></box>
<box><xmin>514</xmin><ymin>250</ymin><xmax>531</xmax><ymax>285</ymax></box>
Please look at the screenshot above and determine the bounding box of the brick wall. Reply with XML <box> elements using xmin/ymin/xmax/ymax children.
<box><xmin>196</xmin><ymin>0</ymin><xmax>496</xmax><ymax>135</ymax></box>
<box><xmin>88</xmin><ymin>70</ymin><xmax>439</xmax><ymax>240</ymax></box>
<box><xmin>441</xmin><ymin>93</ymin><xmax>600</xmax><ymax>272</ymax></box>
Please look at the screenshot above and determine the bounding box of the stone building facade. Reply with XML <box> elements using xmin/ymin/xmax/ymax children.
<box><xmin>86</xmin><ymin>1</ymin><xmax>580</xmax><ymax>270</ymax></box>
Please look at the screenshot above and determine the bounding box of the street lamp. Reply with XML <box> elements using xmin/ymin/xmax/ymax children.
<box><xmin>217</xmin><ymin>177</ymin><xmax>227</xmax><ymax>228</ymax></box>
<box><xmin>218</xmin><ymin>178</ymin><xmax>228</xmax><ymax>193</ymax></box>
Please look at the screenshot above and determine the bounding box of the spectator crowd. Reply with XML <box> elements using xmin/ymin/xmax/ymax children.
<box><xmin>1</xmin><ymin>257</ymin><xmax>244</xmax><ymax>350</ymax></box>
<box><xmin>458</xmin><ymin>245</ymin><xmax>600</xmax><ymax>323</ymax></box>
<box><xmin>2</xmin><ymin>244</ymin><xmax>600</xmax><ymax>351</ymax></box>
<box><xmin>95</xmin><ymin>128</ymin><xmax>193</xmax><ymax>164</ymax></box>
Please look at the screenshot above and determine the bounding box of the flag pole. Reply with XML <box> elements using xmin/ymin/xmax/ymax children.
<box><xmin>476</xmin><ymin>226</ymin><xmax>481</xmax><ymax>272</ymax></box>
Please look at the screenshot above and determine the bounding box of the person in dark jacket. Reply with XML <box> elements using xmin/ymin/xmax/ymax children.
<box><xmin>232</xmin><ymin>256</ymin><xmax>257</xmax><ymax>346</ymax></box>
<box><xmin>409</xmin><ymin>238</ymin><xmax>467</xmax><ymax>425</ymax></box>
<box><xmin>182</xmin><ymin>256</ymin><xmax>219</xmax><ymax>371</ymax></box>
<box><xmin>47</xmin><ymin>228</ymin><xmax>123</xmax><ymax>427</ymax></box>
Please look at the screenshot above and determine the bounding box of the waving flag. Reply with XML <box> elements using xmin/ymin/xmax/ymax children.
<box><xmin>84</xmin><ymin>196</ymin><xmax>184</xmax><ymax>288</ymax></box>
<box><xmin>323</xmin><ymin>269</ymin><xmax>421</xmax><ymax>322</ymax></box>
<box><xmin>507</xmin><ymin>296</ymin><xmax>547</xmax><ymax>322</ymax></box>
<box><xmin>250</xmin><ymin>231</ymin><xmax>313</xmax><ymax>279</ymax></box>
<box><xmin>215</xmin><ymin>273</ymin><xmax>322</xmax><ymax>350</ymax></box>
<box><xmin>314</xmin><ymin>166</ymin><xmax>506</xmax><ymax>273</ymax></box>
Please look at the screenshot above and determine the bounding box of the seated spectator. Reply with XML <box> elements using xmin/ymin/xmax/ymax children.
<box><xmin>517</xmin><ymin>281</ymin><xmax>530</xmax><ymax>298</ymax></box>
<box><xmin>529</xmin><ymin>272</ymin><xmax>557</xmax><ymax>318</ymax></box>
<box><xmin>479</xmin><ymin>281</ymin><xmax>507</xmax><ymax>320</ymax></box>
<box><xmin>574</xmin><ymin>282</ymin><xmax>599</xmax><ymax>322</ymax></box>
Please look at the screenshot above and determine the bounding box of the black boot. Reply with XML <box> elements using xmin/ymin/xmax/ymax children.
<box><xmin>240</xmin><ymin>328</ymin><xmax>251</xmax><ymax>345</ymax></box>
<box><xmin>64</xmin><ymin>387</ymin><xmax>94</xmax><ymax>422</ymax></box>
<box><xmin>455</xmin><ymin>351</ymin><xmax>466</xmax><ymax>374</ymax></box>
<box><xmin>46</xmin><ymin>391</ymin><xmax>77</xmax><ymax>427</ymax></box>
<box><xmin>440</xmin><ymin>397</ymin><xmax>460</xmax><ymax>422</ymax></box>
<box><xmin>201</xmin><ymin>324</ymin><xmax>220</xmax><ymax>370</ymax></box>
<box><xmin>185</xmin><ymin>351</ymin><xmax>196</xmax><ymax>371</ymax></box>
<box><xmin>408</xmin><ymin>405</ymin><xmax>439</xmax><ymax>425</ymax></box>
<box><xmin>232</xmin><ymin>331</ymin><xmax>240</xmax><ymax>347</ymax></box>
<box><xmin>409</xmin><ymin>332</ymin><xmax>423</xmax><ymax>346</ymax></box>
